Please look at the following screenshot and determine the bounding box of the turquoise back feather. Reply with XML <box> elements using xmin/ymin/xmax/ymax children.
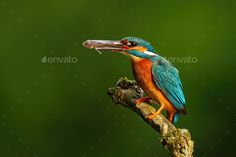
<box><xmin>151</xmin><ymin>56</ymin><xmax>186</xmax><ymax>115</ymax></box>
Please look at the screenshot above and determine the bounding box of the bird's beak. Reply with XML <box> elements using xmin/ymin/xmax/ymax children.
<box><xmin>83</xmin><ymin>40</ymin><xmax>127</xmax><ymax>52</ymax></box>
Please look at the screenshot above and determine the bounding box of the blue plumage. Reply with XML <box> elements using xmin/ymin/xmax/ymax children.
<box><xmin>151</xmin><ymin>57</ymin><xmax>186</xmax><ymax>114</ymax></box>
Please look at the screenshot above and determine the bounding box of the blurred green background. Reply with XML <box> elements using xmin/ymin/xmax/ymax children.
<box><xmin>0</xmin><ymin>0</ymin><xmax>236</xmax><ymax>156</ymax></box>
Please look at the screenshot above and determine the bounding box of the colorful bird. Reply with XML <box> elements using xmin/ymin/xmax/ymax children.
<box><xmin>83</xmin><ymin>37</ymin><xmax>186</xmax><ymax>123</ymax></box>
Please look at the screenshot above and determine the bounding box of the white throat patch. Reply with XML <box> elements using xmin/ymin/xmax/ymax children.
<box><xmin>143</xmin><ymin>50</ymin><xmax>157</xmax><ymax>56</ymax></box>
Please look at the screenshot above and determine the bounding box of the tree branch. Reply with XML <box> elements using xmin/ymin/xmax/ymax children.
<box><xmin>107</xmin><ymin>77</ymin><xmax>194</xmax><ymax>157</ymax></box>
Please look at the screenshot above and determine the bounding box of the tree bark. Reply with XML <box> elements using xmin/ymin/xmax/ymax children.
<box><xmin>107</xmin><ymin>77</ymin><xmax>194</xmax><ymax>157</ymax></box>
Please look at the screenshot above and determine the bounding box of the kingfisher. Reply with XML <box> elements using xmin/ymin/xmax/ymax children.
<box><xmin>83</xmin><ymin>37</ymin><xmax>186</xmax><ymax>123</ymax></box>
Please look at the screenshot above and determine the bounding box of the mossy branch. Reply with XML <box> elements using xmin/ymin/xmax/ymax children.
<box><xmin>107</xmin><ymin>77</ymin><xmax>194</xmax><ymax>157</ymax></box>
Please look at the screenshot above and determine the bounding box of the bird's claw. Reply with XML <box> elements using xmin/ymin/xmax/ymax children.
<box><xmin>147</xmin><ymin>109</ymin><xmax>163</xmax><ymax>120</ymax></box>
<box><xmin>147</xmin><ymin>113</ymin><xmax>158</xmax><ymax>120</ymax></box>
<box><xmin>135</xmin><ymin>97</ymin><xmax>151</xmax><ymax>109</ymax></box>
<box><xmin>135</xmin><ymin>97</ymin><xmax>151</xmax><ymax>104</ymax></box>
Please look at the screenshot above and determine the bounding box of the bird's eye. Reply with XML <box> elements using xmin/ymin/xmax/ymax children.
<box><xmin>129</xmin><ymin>41</ymin><xmax>137</xmax><ymax>47</ymax></box>
<box><xmin>121</xmin><ymin>40</ymin><xmax>137</xmax><ymax>47</ymax></box>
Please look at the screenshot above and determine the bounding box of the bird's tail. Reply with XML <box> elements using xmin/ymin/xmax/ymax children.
<box><xmin>173</xmin><ymin>112</ymin><xmax>180</xmax><ymax>124</ymax></box>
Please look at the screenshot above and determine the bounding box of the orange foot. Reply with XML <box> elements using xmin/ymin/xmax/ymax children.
<box><xmin>135</xmin><ymin>97</ymin><xmax>151</xmax><ymax>109</ymax></box>
<box><xmin>148</xmin><ymin>106</ymin><xmax>164</xmax><ymax>120</ymax></box>
<box><xmin>135</xmin><ymin>97</ymin><xmax>151</xmax><ymax>105</ymax></box>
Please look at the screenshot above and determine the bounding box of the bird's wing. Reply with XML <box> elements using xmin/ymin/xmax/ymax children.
<box><xmin>151</xmin><ymin>58</ymin><xmax>186</xmax><ymax>114</ymax></box>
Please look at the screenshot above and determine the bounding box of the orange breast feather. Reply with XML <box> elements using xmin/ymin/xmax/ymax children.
<box><xmin>131</xmin><ymin>59</ymin><xmax>176</xmax><ymax>113</ymax></box>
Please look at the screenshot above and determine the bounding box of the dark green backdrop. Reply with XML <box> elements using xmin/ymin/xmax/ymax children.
<box><xmin>0</xmin><ymin>0</ymin><xmax>235</xmax><ymax>156</ymax></box>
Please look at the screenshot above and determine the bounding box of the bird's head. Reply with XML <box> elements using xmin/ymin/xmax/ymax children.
<box><xmin>83</xmin><ymin>37</ymin><xmax>157</xmax><ymax>59</ymax></box>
